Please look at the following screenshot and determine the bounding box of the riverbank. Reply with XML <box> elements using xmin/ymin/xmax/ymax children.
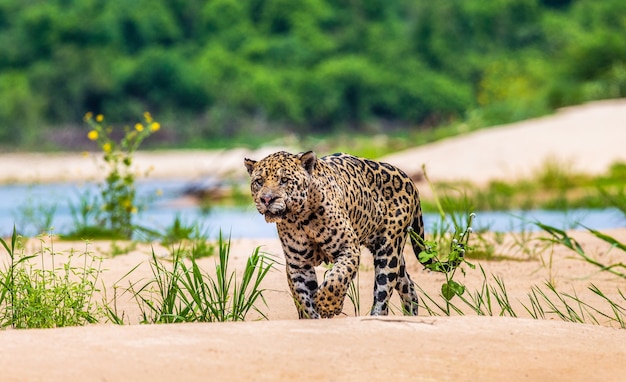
<box><xmin>1</xmin><ymin>99</ymin><xmax>626</xmax><ymax>186</ymax></box>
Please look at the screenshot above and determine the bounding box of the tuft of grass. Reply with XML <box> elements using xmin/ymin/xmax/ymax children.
<box><xmin>13</xmin><ymin>196</ymin><xmax>57</xmax><ymax>237</ymax></box>
<box><xmin>0</xmin><ymin>227</ymin><xmax>103</xmax><ymax>328</ymax></box>
<box><xmin>63</xmin><ymin>188</ymin><xmax>128</xmax><ymax>240</ymax></box>
<box><xmin>535</xmin><ymin>222</ymin><xmax>626</xmax><ymax>279</ymax></box>
<box><xmin>346</xmin><ymin>269</ymin><xmax>361</xmax><ymax>316</ymax></box>
<box><xmin>418</xmin><ymin>264</ymin><xmax>626</xmax><ymax>328</ymax></box>
<box><xmin>123</xmin><ymin>233</ymin><xmax>273</xmax><ymax>323</ymax></box>
<box><xmin>522</xmin><ymin>282</ymin><xmax>593</xmax><ymax>324</ymax></box>
<box><xmin>159</xmin><ymin>215</ymin><xmax>215</xmax><ymax>259</ymax></box>
<box><xmin>419</xmin><ymin>264</ymin><xmax>519</xmax><ymax>318</ymax></box>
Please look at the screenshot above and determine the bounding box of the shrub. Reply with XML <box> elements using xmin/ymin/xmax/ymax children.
<box><xmin>81</xmin><ymin>112</ymin><xmax>160</xmax><ymax>239</ymax></box>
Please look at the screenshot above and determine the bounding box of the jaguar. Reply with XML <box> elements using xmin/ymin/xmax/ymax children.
<box><xmin>244</xmin><ymin>151</ymin><xmax>426</xmax><ymax>318</ymax></box>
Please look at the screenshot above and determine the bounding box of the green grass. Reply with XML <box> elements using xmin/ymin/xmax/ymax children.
<box><xmin>424</xmin><ymin>160</ymin><xmax>626</xmax><ymax>213</ymax></box>
<box><xmin>535</xmin><ymin>222</ymin><xmax>626</xmax><ymax>279</ymax></box>
<box><xmin>0</xmin><ymin>228</ymin><xmax>102</xmax><ymax>328</ymax></box>
<box><xmin>2</xmin><ymin>212</ymin><xmax>625</xmax><ymax>328</ymax></box>
<box><xmin>158</xmin><ymin>215</ymin><xmax>215</xmax><ymax>259</ymax></box>
<box><xmin>407</xmin><ymin>168</ymin><xmax>626</xmax><ymax>327</ymax></box>
<box><xmin>109</xmin><ymin>233</ymin><xmax>273</xmax><ymax>324</ymax></box>
<box><xmin>13</xmin><ymin>196</ymin><xmax>56</xmax><ymax>237</ymax></box>
<box><xmin>0</xmin><ymin>226</ymin><xmax>274</xmax><ymax>327</ymax></box>
<box><xmin>415</xmin><ymin>226</ymin><xmax>626</xmax><ymax>327</ymax></box>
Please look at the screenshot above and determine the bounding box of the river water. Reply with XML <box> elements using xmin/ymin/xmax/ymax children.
<box><xmin>0</xmin><ymin>180</ymin><xmax>624</xmax><ymax>238</ymax></box>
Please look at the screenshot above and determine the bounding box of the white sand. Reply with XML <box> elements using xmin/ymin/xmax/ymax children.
<box><xmin>382</xmin><ymin>99</ymin><xmax>626</xmax><ymax>183</ymax></box>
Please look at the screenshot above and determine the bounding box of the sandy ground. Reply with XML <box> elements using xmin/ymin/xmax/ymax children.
<box><xmin>1</xmin><ymin>99</ymin><xmax>626</xmax><ymax>381</ymax></box>
<box><xmin>2</xmin><ymin>232</ymin><xmax>626</xmax><ymax>381</ymax></box>
<box><xmin>381</xmin><ymin>98</ymin><xmax>626</xmax><ymax>184</ymax></box>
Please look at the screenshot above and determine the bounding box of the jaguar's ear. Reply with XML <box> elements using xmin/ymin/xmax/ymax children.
<box><xmin>244</xmin><ymin>158</ymin><xmax>257</xmax><ymax>176</ymax></box>
<box><xmin>298</xmin><ymin>151</ymin><xmax>316</xmax><ymax>174</ymax></box>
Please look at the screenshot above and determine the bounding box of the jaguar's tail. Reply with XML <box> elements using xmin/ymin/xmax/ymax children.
<box><xmin>408</xmin><ymin>202</ymin><xmax>432</xmax><ymax>266</ymax></box>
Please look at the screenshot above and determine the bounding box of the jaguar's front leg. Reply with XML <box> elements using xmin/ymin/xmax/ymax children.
<box><xmin>314</xmin><ymin>248</ymin><xmax>360</xmax><ymax>318</ymax></box>
<box><xmin>286</xmin><ymin>262</ymin><xmax>319</xmax><ymax>319</ymax></box>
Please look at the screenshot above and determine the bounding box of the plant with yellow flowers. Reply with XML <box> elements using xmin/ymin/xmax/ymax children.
<box><xmin>84</xmin><ymin>112</ymin><xmax>161</xmax><ymax>238</ymax></box>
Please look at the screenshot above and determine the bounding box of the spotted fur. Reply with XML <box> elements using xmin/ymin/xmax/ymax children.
<box><xmin>244</xmin><ymin>151</ymin><xmax>426</xmax><ymax>318</ymax></box>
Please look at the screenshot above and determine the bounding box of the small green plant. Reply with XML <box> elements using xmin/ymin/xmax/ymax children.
<box><xmin>83</xmin><ymin>112</ymin><xmax>161</xmax><ymax>239</ymax></box>
<box><xmin>410</xmin><ymin>212</ymin><xmax>476</xmax><ymax>315</ymax></box>
<box><xmin>64</xmin><ymin>189</ymin><xmax>113</xmax><ymax>239</ymax></box>
<box><xmin>0</xmin><ymin>226</ymin><xmax>22</xmax><ymax>325</ymax></box>
<box><xmin>14</xmin><ymin>196</ymin><xmax>57</xmax><ymax>236</ymax></box>
<box><xmin>161</xmin><ymin>215</ymin><xmax>195</xmax><ymax>245</ymax></box>
<box><xmin>409</xmin><ymin>165</ymin><xmax>478</xmax><ymax>314</ymax></box>
<box><xmin>107</xmin><ymin>241</ymin><xmax>139</xmax><ymax>257</ymax></box>
<box><xmin>160</xmin><ymin>215</ymin><xmax>215</xmax><ymax>259</ymax></box>
<box><xmin>126</xmin><ymin>233</ymin><xmax>273</xmax><ymax>323</ymax></box>
<box><xmin>529</xmin><ymin>220</ymin><xmax>626</xmax><ymax>327</ymax></box>
<box><xmin>446</xmin><ymin>264</ymin><xmax>518</xmax><ymax>317</ymax></box>
<box><xmin>0</xmin><ymin>227</ymin><xmax>103</xmax><ymax>328</ymax></box>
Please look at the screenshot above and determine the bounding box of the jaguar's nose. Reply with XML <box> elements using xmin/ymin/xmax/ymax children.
<box><xmin>261</xmin><ymin>194</ymin><xmax>275</xmax><ymax>206</ymax></box>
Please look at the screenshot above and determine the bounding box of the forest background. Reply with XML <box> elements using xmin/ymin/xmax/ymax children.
<box><xmin>0</xmin><ymin>0</ymin><xmax>625</xmax><ymax>151</ymax></box>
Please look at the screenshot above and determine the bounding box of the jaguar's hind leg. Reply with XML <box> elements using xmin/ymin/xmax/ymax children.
<box><xmin>394</xmin><ymin>256</ymin><xmax>419</xmax><ymax>315</ymax></box>
<box><xmin>369</xmin><ymin>234</ymin><xmax>404</xmax><ymax>315</ymax></box>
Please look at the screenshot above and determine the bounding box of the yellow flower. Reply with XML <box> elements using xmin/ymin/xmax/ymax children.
<box><xmin>96</xmin><ymin>114</ymin><xmax>104</xmax><ymax>122</ymax></box>
<box><xmin>88</xmin><ymin>130</ymin><xmax>98</xmax><ymax>140</ymax></box>
<box><xmin>135</xmin><ymin>123</ymin><xmax>144</xmax><ymax>132</ymax></box>
<box><xmin>143</xmin><ymin>112</ymin><xmax>153</xmax><ymax>123</ymax></box>
<box><xmin>124</xmin><ymin>201</ymin><xmax>137</xmax><ymax>213</ymax></box>
<box><xmin>150</xmin><ymin>122</ymin><xmax>160</xmax><ymax>132</ymax></box>
<box><xmin>84</xmin><ymin>112</ymin><xmax>93</xmax><ymax>121</ymax></box>
<box><xmin>103</xmin><ymin>143</ymin><xmax>112</xmax><ymax>153</ymax></box>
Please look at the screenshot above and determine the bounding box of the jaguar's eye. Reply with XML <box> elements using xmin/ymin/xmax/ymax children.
<box><xmin>253</xmin><ymin>178</ymin><xmax>264</xmax><ymax>188</ymax></box>
<box><xmin>280</xmin><ymin>177</ymin><xmax>289</xmax><ymax>185</ymax></box>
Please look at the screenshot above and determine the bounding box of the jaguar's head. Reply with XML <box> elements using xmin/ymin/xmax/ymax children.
<box><xmin>244</xmin><ymin>151</ymin><xmax>316</xmax><ymax>223</ymax></box>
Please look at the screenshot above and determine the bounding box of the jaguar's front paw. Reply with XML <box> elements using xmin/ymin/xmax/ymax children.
<box><xmin>314</xmin><ymin>286</ymin><xmax>344</xmax><ymax>318</ymax></box>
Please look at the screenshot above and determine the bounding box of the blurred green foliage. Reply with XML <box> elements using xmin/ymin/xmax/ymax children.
<box><xmin>0</xmin><ymin>0</ymin><xmax>625</xmax><ymax>149</ymax></box>
<box><xmin>423</xmin><ymin>161</ymin><xmax>626</xmax><ymax>213</ymax></box>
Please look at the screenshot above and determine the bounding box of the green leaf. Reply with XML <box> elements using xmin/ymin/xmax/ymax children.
<box><xmin>585</xmin><ymin>226</ymin><xmax>626</xmax><ymax>252</ymax></box>
<box><xmin>441</xmin><ymin>280</ymin><xmax>465</xmax><ymax>301</ymax></box>
<box><xmin>441</xmin><ymin>283</ymin><xmax>455</xmax><ymax>300</ymax></box>
<box><xmin>465</xmin><ymin>260</ymin><xmax>476</xmax><ymax>270</ymax></box>
<box><xmin>419</xmin><ymin>251</ymin><xmax>436</xmax><ymax>263</ymax></box>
